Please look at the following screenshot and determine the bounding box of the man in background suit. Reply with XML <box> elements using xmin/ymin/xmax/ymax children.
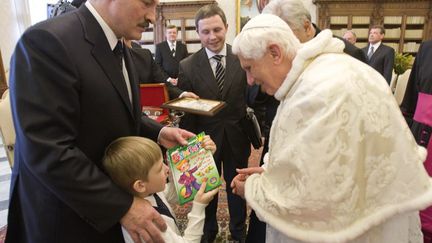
<box><xmin>155</xmin><ymin>25</ymin><xmax>189</xmax><ymax>85</ymax></box>
<box><xmin>362</xmin><ymin>25</ymin><xmax>395</xmax><ymax>84</ymax></box>
<box><xmin>343</xmin><ymin>30</ymin><xmax>357</xmax><ymax>45</ymax></box>
<box><xmin>125</xmin><ymin>40</ymin><xmax>185</xmax><ymax>99</ymax></box>
<box><xmin>177</xmin><ymin>4</ymin><xmax>250</xmax><ymax>243</ymax></box>
<box><xmin>6</xmin><ymin>0</ymin><xmax>196</xmax><ymax>242</ymax></box>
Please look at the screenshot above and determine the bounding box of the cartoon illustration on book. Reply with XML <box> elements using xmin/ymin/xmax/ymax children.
<box><xmin>167</xmin><ymin>132</ymin><xmax>221</xmax><ymax>205</ymax></box>
<box><xmin>176</xmin><ymin>159</ymin><xmax>201</xmax><ymax>198</ymax></box>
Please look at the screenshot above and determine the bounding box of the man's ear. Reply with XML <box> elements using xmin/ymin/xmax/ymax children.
<box><xmin>304</xmin><ymin>20</ymin><xmax>314</xmax><ymax>39</ymax></box>
<box><xmin>133</xmin><ymin>180</ymin><xmax>147</xmax><ymax>193</ymax></box>
<box><xmin>268</xmin><ymin>44</ymin><xmax>282</xmax><ymax>64</ymax></box>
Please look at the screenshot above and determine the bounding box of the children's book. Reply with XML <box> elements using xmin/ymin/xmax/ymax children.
<box><xmin>166</xmin><ymin>132</ymin><xmax>221</xmax><ymax>205</ymax></box>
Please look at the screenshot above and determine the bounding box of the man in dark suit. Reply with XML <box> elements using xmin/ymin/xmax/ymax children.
<box><xmin>155</xmin><ymin>25</ymin><xmax>189</xmax><ymax>84</ymax></box>
<box><xmin>177</xmin><ymin>4</ymin><xmax>250</xmax><ymax>243</ymax></box>
<box><xmin>362</xmin><ymin>25</ymin><xmax>395</xmax><ymax>84</ymax></box>
<box><xmin>126</xmin><ymin>40</ymin><xmax>184</xmax><ymax>99</ymax></box>
<box><xmin>6</xmin><ymin>1</ymin><xmax>195</xmax><ymax>242</ymax></box>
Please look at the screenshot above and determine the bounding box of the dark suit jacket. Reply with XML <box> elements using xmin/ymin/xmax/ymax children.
<box><xmin>400</xmin><ymin>40</ymin><xmax>432</xmax><ymax>145</ymax></box>
<box><xmin>6</xmin><ymin>6</ymin><xmax>163</xmax><ymax>243</ymax></box>
<box><xmin>362</xmin><ymin>43</ymin><xmax>395</xmax><ymax>84</ymax></box>
<box><xmin>155</xmin><ymin>41</ymin><xmax>188</xmax><ymax>78</ymax></box>
<box><xmin>130</xmin><ymin>47</ymin><xmax>183</xmax><ymax>99</ymax></box>
<box><xmin>177</xmin><ymin>45</ymin><xmax>250</xmax><ymax>164</ymax></box>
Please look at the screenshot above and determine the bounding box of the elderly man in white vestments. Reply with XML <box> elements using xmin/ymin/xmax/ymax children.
<box><xmin>230</xmin><ymin>14</ymin><xmax>432</xmax><ymax>243</ymax></box>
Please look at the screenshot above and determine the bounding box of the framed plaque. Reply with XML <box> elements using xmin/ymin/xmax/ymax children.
<box><xmin>161</xmin><ymin>97</ymin><xmax>225</xmax><ymax>116</ymax></box>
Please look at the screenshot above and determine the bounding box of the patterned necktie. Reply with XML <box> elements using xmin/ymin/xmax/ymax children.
<box><xmin>153</xmin><ymin>193</ymin><xmax>176</xmax><ymax>222</ymax></box>
<box><xmin>113</xmin><ymin>40</ymin><xmax>123</xmax><ymax>71</ymax></box>
<box><xmin>213</xmin><ymin>55</ymin><xmax>225</xmax><ymax>93</ymax></box>
<box><xmin>170</xmin><ymin>43</ymin><xmax>175</xmax><ymax>57</ymax></box>
<box><xmin>367</xmin><ymin>46</ymin><xmax>374</xmax><ymax>60</ymax></box>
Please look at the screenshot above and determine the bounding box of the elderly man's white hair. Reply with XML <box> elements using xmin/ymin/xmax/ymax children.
<box><xmin>232</xmin><ymin>14</ymin><xmax>300</xmax><ymax>60</ymax></box>
<box><xmin>263</xmin><ymin>0</ymin><xmax>311</xmax><ymax>31</ymax></box>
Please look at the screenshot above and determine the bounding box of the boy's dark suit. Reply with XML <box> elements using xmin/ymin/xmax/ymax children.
<box><xmin>362</xmin><ymin>43</ymin><xmax>395</xmax><ymax>84</ymax></box>
<box><xmin>155</xmin><ymin>41</ymin><xmax>188</xmax><ymax>78</ymax></box>
<box><xmin>6</xmin><ymin>6</ymin><xmax>163</xmax><ymax>242</ymax></box>
<box><xmin>130</xmin><ymin>47</ymin><xmax>183</xmax><ymax>99</ymax></box>
<box><xmin>177</xmin><ymin>45</ymin><xmax>250</xmax><ymax>242</ymax></box>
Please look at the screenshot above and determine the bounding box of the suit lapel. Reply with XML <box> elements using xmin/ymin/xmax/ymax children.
<box><xmin>222</xmin><ymin>45</ymin><xmax>235</xmax><ymax>99</ymax></box>
<box><xmin>78</xmin><ymin>6</ymin><xmax>134</xmax><ymax>118</ymax></box>
<box><xmin>174</xmin><ymin>43</ymin><xmax>181</xmax><ymax>61</ymax></box>
<box><xmin>124</xmin><ymin>47</ymin><xmax>140</xmax><ymax>120</ymax></box>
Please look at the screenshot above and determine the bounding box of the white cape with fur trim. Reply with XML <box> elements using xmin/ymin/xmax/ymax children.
<box><xmin>244</xmin><ymin>29</ymin><xmax>432</xmax><ymax>243</ymax></box>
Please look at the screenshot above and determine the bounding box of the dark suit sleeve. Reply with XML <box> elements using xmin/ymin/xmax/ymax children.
<box><xmin>11</xmin><ymin>29</ymin><xmax>132</xmax><ymax>231</ymax></box>
<box><xmin>151</xmin><ymin>53</ymin><xmax>169</xmax><ymax>82</ymax></box>
<box><xmin>181</xmin><ymin>43</ymin><xmax>189</xmax><ymax>58</ymax></box>
<box><xmin>148</xmin><ymin>49</ymin><xmax>184</xmax><ymax>98</ymax></box>
<box><xmin>353</xmin><ymin>47</ymin><xmax>367</xmax><ymax>63</ymax></box>
<box><xmin>177</xmin><ymin>59</ymin><xmax>197</xmax><ymax>131</ymax></box>
<box><xmin>383</xmin><ymin>47</ymin><xmax>395</xmax><ymax>84</ymax></box>
<box><xmin>340</xmin><ymin>38</ymin><xmax>367</xmax><ymax>63</ymax></box>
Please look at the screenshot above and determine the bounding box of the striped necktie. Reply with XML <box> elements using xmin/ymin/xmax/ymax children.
<box><xmin>170</xmin><ymin>43</ymin><xmax>175</xmax><ymax>57</ymax></box>
<box><xmin>213</xmin><ymin>55</ymin><xmax>225</xmax><ymax>93</ymax></box>
<box><xmin>367</xmin><ymin>46</ymin><xmax>374</xmax><ymax>60</ymax></box>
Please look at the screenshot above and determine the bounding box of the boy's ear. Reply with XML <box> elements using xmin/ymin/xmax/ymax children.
<box><xmin>133</xmin><ymin>180</ymin><xmax>147</xmax><ymax>193</ymax></box>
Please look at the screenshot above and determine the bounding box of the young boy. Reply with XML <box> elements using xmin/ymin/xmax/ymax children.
<box><xmin>102</xmin><ymin>136</ymin><xmax>219</xmax><ymax>243</ymax></box>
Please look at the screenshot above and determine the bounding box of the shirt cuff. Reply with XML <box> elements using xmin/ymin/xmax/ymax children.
<box><xmin>157</xmin><ymin>126</ymin><xmax>168</xmax><ymax>145</ymax></box>
<box><xmin>190</xmin><ymin>201</ymin><xmax>207</xmax><ymax>215</ymax></box>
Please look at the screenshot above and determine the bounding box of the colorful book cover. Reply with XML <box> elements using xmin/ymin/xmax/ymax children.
<box><xmin>166</xmin><ymin>132</ymin><xmax>221</xmax><ymax>205</ymax></box>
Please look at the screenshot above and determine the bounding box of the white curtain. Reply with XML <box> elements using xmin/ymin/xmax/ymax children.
<box><xmin>14</xmin><ymin>0</ymin><xmax>32</xmax><ymax>34</ymax></box>
<box><xmin>0</xmin><ymin>0</ymin><xmax>31</xmax><ymax>77</ymax></box>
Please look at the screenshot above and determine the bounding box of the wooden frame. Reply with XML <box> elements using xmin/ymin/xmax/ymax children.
<box><xmin>161</xmin><ymin>97</ymin><xmax>225</xmax><ymax>116</ymax></box>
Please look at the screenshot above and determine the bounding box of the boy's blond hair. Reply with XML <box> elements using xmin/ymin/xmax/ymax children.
<box><xmin>102</xmin><ymin>136</ymin><xmax>162</xmax><ymax>195</ymax></box>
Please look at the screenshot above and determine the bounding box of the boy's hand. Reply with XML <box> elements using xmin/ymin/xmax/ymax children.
<box><xmin>201</xmin><ymin>135</ymin><xmax>217</xmax><ymax>155</ymax></box>
<box><xmin>194</xmin><ymin>181</ymin><xmax>219</xmax><ymax>204</ymax></box>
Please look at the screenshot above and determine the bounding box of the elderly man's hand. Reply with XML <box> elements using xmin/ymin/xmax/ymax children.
<box><xmin>231</xmin><ymin>167</ymin><xmax>265</xmax><ymax>198</ymax></box>
<box><xmin>236</xmin><ymin>167</ymin><xmax>264</xmax><ymax>176</ymax></box>
<box><xmin>231</xmin><ymin>173</ymin><xmax>248</xmax><ymax>198</ymax></box>
<box><xmin>158</xmin><ymin>127</ymin><xmax>195</xmax><ymax>148</ymax></box>
<box><xmin>121</xmin><ymin>197</ymin><xmax>167</xmax><ymax>243</ymax></box>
